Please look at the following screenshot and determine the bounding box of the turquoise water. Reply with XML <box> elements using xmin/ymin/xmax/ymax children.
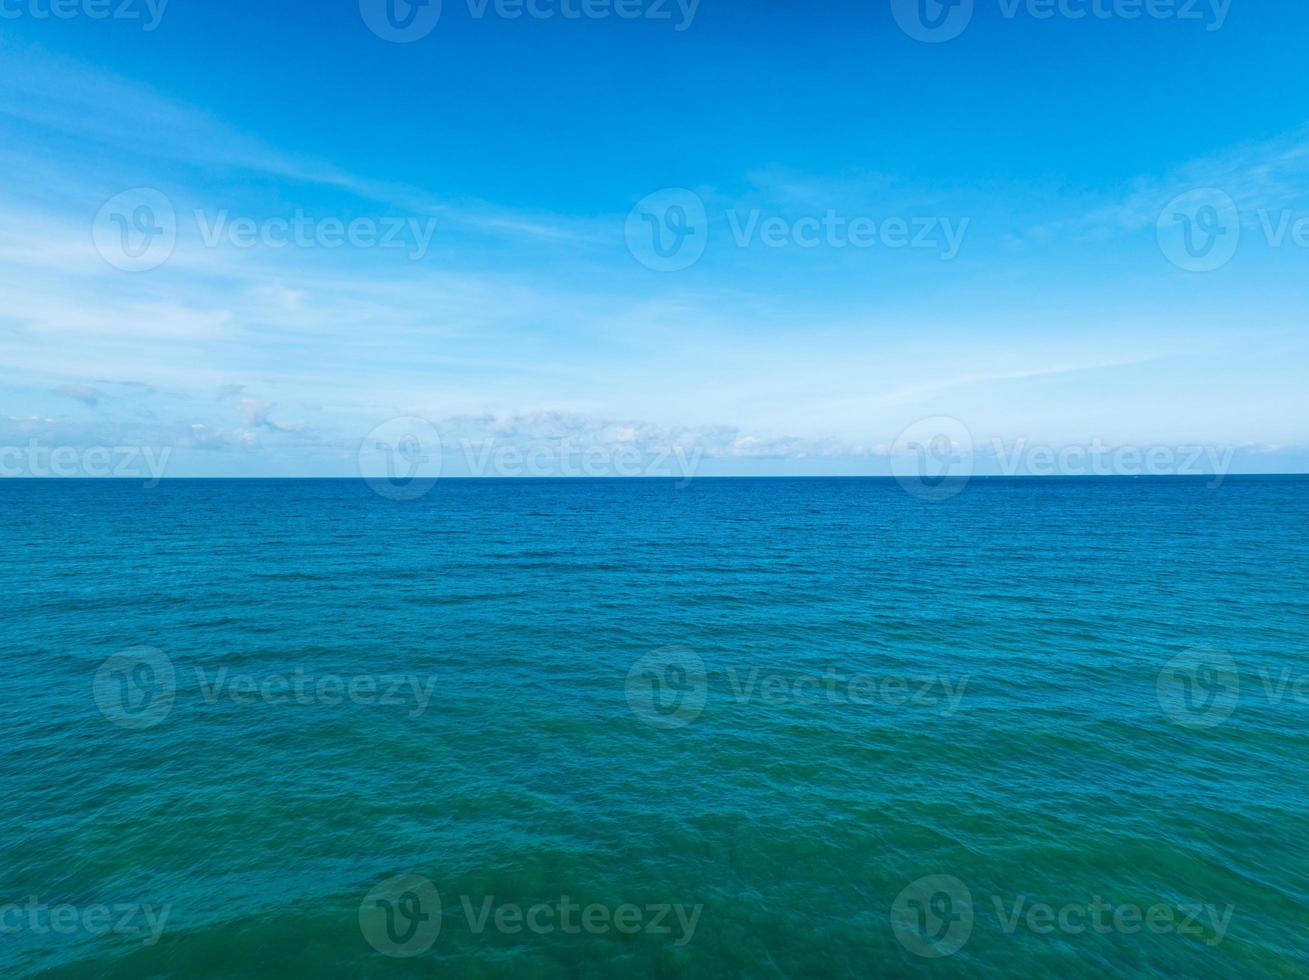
<box><xmin>3</xmin><ymin>477</ymin><xmax>1307</xmax><ymax>977</ymax></box>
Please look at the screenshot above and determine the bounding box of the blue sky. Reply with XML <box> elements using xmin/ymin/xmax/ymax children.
<box><xmin>2</xmin><ymin>0</ymin><xmax>1308</xmax><ymax>477</ymax></box>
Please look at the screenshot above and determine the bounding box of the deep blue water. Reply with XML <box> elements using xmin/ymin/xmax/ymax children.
<box><xmin>2</xmin><ymin>477</ymin><xmax>1307</xmax><ymax>977</ymax></box>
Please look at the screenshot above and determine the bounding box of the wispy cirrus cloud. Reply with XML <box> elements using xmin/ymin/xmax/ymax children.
<box><xmin>0</xmin><ymin>39</ymin><xmax>604</xmax><ymax>247</ymax></box>
<box><xmin>1078</xmin><ymin>125</ymin><xmax>1309</xmax><ymax>234</ymax></box>
<box><xmin>1</xmin><ymin>39</ymin><xmax>1305</xmax><ymax>474</ymax></box>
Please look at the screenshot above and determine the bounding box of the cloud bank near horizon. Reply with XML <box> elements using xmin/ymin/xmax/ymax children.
<box><xmin>1</xmin><ymin>36</ymin><xmax>1306</xmax><ymax>476</ymax></box>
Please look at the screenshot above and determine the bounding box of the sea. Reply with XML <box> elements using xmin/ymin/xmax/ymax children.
<box><xmin>3</xmin><ymin>476</ymin><xmax>1306</xmax><ymax>977</ymax></box>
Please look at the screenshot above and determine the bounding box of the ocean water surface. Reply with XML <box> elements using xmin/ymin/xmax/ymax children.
<box><xmin>3</xmin><ymin>477</ymin><xmax>1307</xmax><ymax>977</ymax></box>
